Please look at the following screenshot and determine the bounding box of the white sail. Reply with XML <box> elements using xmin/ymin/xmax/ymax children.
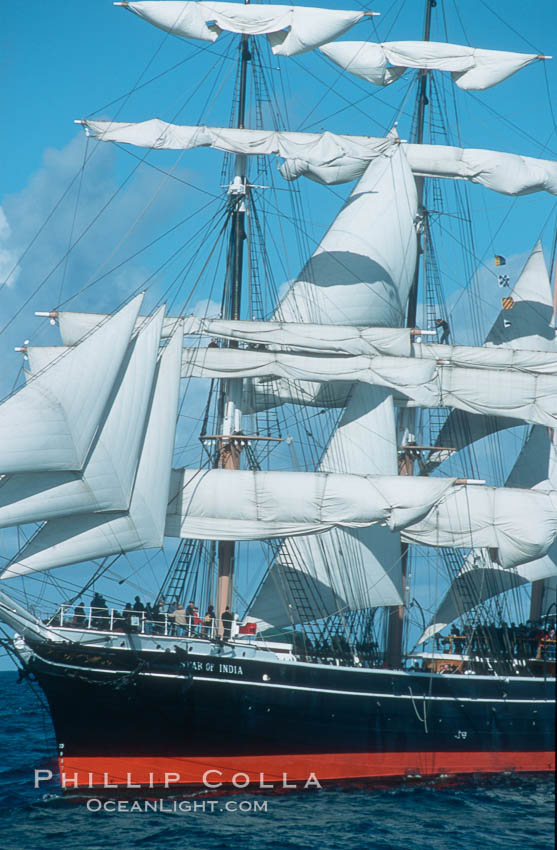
<box><xmin>186</xmin><ymin>318</ymin><xmax>413</xmax><ymax>356</ymax></box>
<box><xmin>3</xmin><ymin>326</ymin><xmax>183</xmax><ymax>578</ymax></box>
<box><xmin>56</xmin><ymin>309</ymin><xmax>180</xmax><ymax>347</ymax></box>
<box><xmin>0</xmin><ymin>296</ymin><xmax>143</xmax><ymax>475</ymax></box>
<box><xmin>249</xmin><ymin>385</ymin><xmax>404</xmax><ymax>627</ymax></box>
<box><xmin>275</xmin><ymin>145</ymin><xmax>418</xmax><ymax>327</ymax></box>
<box><xmin>419</xmin><ymin>551</ymin><xmax>557</xmax><ymax>644</ymax></box>
<box><xmin>485</xmin><ymin>242</ymin><xmax>555</xmax><ymax>351</ymax></box>
<box><xmin>81</xmin><ymin>120</ymin><xmax>557</xmax><ymax>196</ymax></box>
<box><xmin>0</xmin><ymin>310</ymin><xmax>163</xmax><ymax>528</ymax></box>
<box><xmin>253</xmin><ymin>148</ymin><xmax>414</xmax><ymax>624</ymax></box>
<box><xmin>420</xmin><ymin>426</ymin><xmax>557</xmax><ymax>641</ymax></box>
<box><xmin>181</xmin><ymin>345</ymin><xmax>557</xmax><ymax>430</ymax></box>
<box><xmin>401</xmin><ymin>483</ymin><xmax>557</xmax><ymax>570</ymax></box>
<box><xmin>120</xmin><ymin>2</ymin><xmax>368</xmax><ymax>56</ymax></box>
<box><xmin>319</xmin><ymin>41</ymin><xmax>542</xmax><ymax>91</ymax></box>
<box><xmin>404</xmin><ymin>143</ymin><xmax>557</xmax><ymax>198</ymax></box>
<box><xmin>165</xmin><ymin>470</ymin><xmax>455</xmax><ymax>540</ymax></box>
<box><xmin>81</xmin><ymin>120</ymin><xmax>392</xmax><ymax>157</ymax></box>
<box><xmin>429</xmin><ymin>241</ymin><xmax>556</xmax><ymax>468</ymax></box>
<box><xmin>182</xmin><ymin>339</ymin><xmax>557</xmax><ymax>377</ymax></box>
<box><xmin>56</xmin><ymin>314</ymin><xmax>413</xmax><ymax>356</ymax></box>
<box><xmin>75</xmin><ymin>135</ymin><xmax>417</xmax><ymax>327</ymax></box>
<box><xmin>168</xmin><ymin>468</ymin><xmax>557</xmax><ymax>569</ymax></box>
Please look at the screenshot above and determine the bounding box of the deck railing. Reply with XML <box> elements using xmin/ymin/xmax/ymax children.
<box><xmin>46</xmin><ymin>606</ymin><xmax>242</xmax><ymax>640</ymax></box>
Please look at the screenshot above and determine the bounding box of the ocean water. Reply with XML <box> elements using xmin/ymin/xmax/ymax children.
<box><xmin>0</xmin><ymin>671</ymin><xmax>554</xmax><ymax>850</ymax></box>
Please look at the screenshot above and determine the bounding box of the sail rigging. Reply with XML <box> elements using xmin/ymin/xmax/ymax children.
<box><xmin>1</xmin><ymin>0</ymin><xmax>555</xmax><ymax>668</ymax></box>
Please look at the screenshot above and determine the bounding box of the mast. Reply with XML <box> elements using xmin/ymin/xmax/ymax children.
<box><xmin>385</xmin><ymin>0</ymin><xmax>435</xmax><ymax>668</ymax></box>
<box><xmin>406</xmin><ymin>0</ymin><xmax>435</xmax><ymax>328</ymax></box>
<box><xmin>216</xmin><ymin>11</ymin><xmax>251</xmax><ymax>631</ymax></box>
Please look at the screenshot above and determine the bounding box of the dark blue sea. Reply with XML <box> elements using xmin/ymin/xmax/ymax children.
<box><xmin>0</xmin><ymin>671</ymin><xmax>554</xmax><ymax>850</ymax></box>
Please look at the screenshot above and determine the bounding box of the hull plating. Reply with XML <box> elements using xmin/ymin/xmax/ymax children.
<box><xmin>25</xmin><ymin>637</ymin><xmax>555</xmax><ymax>788</ymax></box>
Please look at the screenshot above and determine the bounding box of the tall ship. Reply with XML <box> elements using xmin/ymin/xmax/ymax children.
<box><xmin>0</xmin><ymin>0</ymin><xmax>555</xmax><ymax>788</ymax></box>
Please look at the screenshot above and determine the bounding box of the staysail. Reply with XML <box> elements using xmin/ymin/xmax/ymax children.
<box><xmin>3</xmin><ymin>326</ymin><xmax>183</xmax><ymax>578</ymax></box>
<box><xmin>428</xmin><ymin>241</ymin><xmax>556</xmax><ymax>469</ymax></box>
<box><xmin>246</xmin><ymin>147</ymin><xmax>416</xmax><ymax>626</ymax></box>
<box><xmin>0</xmin><ymin>296</ymin><xmax>143</xmax><ymax>475</ymax></box>
<box><xmin>0</xmin><ymin>309</ymin><xmax>163</xmax><ymax>527</ymax></box>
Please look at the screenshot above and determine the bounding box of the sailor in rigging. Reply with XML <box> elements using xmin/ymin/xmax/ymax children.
<box><xmin>434</xmin><ymin>317</ymin><xmax>450</xmax><ymax>343</ymax></box>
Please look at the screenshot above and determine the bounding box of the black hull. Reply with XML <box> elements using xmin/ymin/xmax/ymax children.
<box><xmin>24</xmin><ymin>635</ymin><xmax>555</xmax><ymax>788</ymax></box>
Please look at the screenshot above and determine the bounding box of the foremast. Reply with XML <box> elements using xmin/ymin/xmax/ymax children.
<box><xmin>217</xmin><ymin>8</ymin><xmax>251</xmax><ymax>628</ymax></box>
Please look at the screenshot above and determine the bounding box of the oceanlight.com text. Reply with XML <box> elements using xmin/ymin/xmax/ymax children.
<box><xmin>85</xmin><ymin>799</ymin><xmax>269</xmax><ymax>813</ymax></box>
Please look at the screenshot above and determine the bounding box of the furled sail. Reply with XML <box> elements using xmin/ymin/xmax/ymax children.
<box><xmin>186</xmin><ymin>318</ymin><xmax>413</xmax><ymax>356</ymax></box>
<box><xmin>56</xmin><ymin>314</ymin><xmax>413</xmax><ymax>356</ymax></box>
<box><xmin>0</xmin><ymin>310</ymin><xmax>163</xmax><ymax>528</ymax></box>
<box><xmin>0</xmin><ymin>295</ymin><xmax>143</xmax><ymax>475</ymax></box>
<box><xmin>428</xmin><ymin>241</ymin><xmax>556</xmax><ymax>469</ymax></box>
<box><xmin>319</xmin><ymin>41</ymin><xmax>543</xmax><ymax>91</ymax></box>
<box><xmin>2</xmin><ymin>326</ymin><xmax>183</xmax><ymax>578</ymax></box>
<box><xmin>118</xmin><ymin>1</ymin><xmax>370</xmax><ymax>56</ymax></box>
<box><xmin>166</xmin><ymin>470</ymin><xmax>557</xmax><ymax>570</ymax></box>
<box><xmin>180</xmin><ymin>345</ymin><xmax>557</xmax><ymax>430</ymax></box>
<box><xmin>420</xmin><ymin>426</ymin><xmax>557</xmax><ymax>642</ymax></box>
<box><xmin>164</xmin><ymin>470</ymin><xmax>454</xmax><ymax>541</ymax></box>
<box><xmin>248</xmin><ymin>385</ymin><xmax>404</xmax><ymax>628</ymax></box>
<box><xmin>400</xmin><ymin>483</ymin><xmax>557</xmax><ymax>570</ymax></box>
<box><xmin>80</xmin><ymin>120</ymin><xmax>557</xmax><ymax>197</ymax></box>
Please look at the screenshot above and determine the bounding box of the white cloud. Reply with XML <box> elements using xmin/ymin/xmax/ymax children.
<box><xmin>0</xmin><ymin>132</ymin><xmax>203</xmax><ymax>393</ymax></box>
<box><xmin>0</xmin><ymin>207</ymin><xmax>21</xmax><ymax>287</ymax></box>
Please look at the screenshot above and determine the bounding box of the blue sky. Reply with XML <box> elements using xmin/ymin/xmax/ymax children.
<box><xmin>1</xmin><ymin>0</ymin><xmax>557</xmax><ymax>666</ymax></box>
<box><xmin>2</xmin><ymin>0</ymin><xmax>556</xmax><ymax>339</ymax></box>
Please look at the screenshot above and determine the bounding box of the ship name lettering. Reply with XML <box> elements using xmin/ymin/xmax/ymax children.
<box><xmin>204</xmin><ymin>662</ymin><xmax>215</xmax><ymax>672</ymax></box>
<box><xmin>218</xmin><ymin>663</ymin><xmax>244</xmax><ymax>675</ymax></box>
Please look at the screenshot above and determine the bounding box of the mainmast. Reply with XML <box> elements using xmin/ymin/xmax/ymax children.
<box><xmin>385</xmin><ymin>0</ymin><xmax>436</xmax><ymax>668</ymax></box>
<box><xmin>216</xmin><ymin>11</ymin><xmax>251</xmax><ymax>630</ymax></box>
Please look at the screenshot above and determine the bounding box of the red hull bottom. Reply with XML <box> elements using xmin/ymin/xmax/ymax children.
<box><xmin>58</xmin><ymin>751</ymin><xmax>556</xmax><ymax>789</ymax></box>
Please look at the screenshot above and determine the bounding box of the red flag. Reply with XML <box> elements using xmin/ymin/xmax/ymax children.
<box><xmin>239</xmin><ymin>622</ymin><xmax>257</xmax><ymax>635</ymax></box>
